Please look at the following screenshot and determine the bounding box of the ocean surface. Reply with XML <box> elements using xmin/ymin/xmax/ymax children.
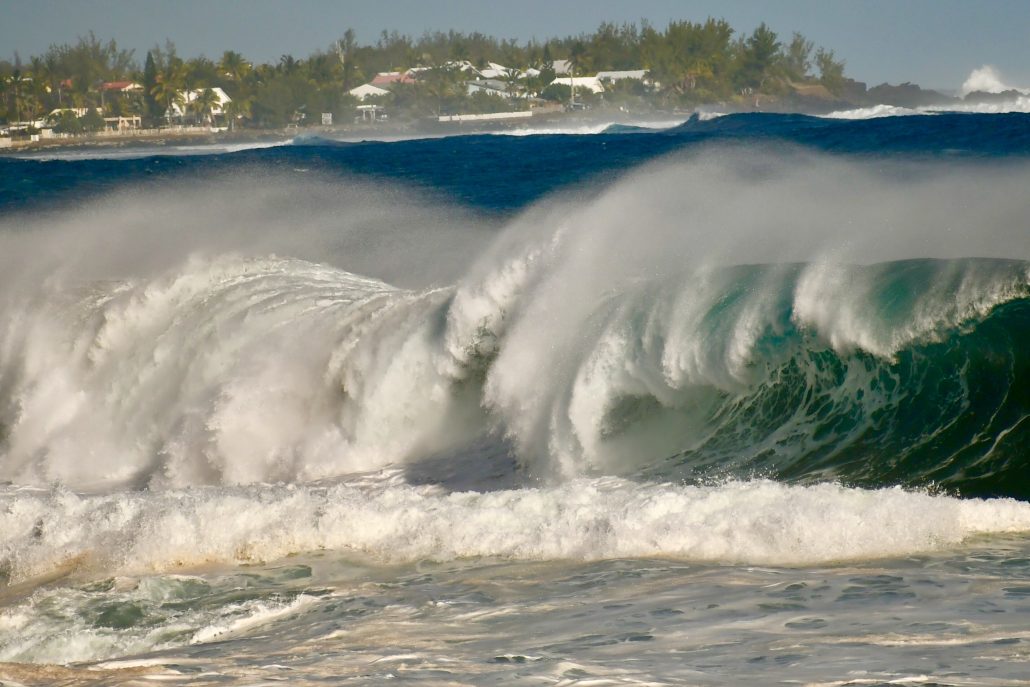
<box><xmin>1</xmin><ymin>111</ymin><xmax>1030</xmax><ymax>685</ymax></box>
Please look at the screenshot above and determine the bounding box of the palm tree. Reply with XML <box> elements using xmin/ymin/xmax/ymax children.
<box><xmin>9</xmin><ymin>68</ymin><xmax>23</xmax><ymax>123</ymax></box>
<box><xmin>14</xmin><ymin>89</ymin><xmax>41</xmax><ymax>124</ymax></box>
<box><xmin>420</xmin><ymin>62</ymin><xmax>461</xmax><ymax>116</ymax></box>
<box><xmin>568</xmin><ymin>42</ymin><xmax>586</xmax><ymax>108</ymax></box>
<box><xmin>337</xmin><ymin>29</ymin><xmax>359</xmax><ymax>90</ymax></box>
<box><xmin>220</xmin><ymin>50</ymin><xmax>251</xmax><ymax>84</ymax></box>
<box><xmin>28</xmin><ymin>56</ymin><xmax>52</xmax><ymax>111</ymax></box>
<box><xmin>0</xmin><ymin>77</ymin><xmax>9</xmax><ymax>121</ymax></box>
<box><xmin>223</xmin><ymin>96</ymin><xmax>251</xmax><ymax>130</ymax></box>
<box><xmin>502</xmin><ymin>67</ymin><xmax>522</xmax><ymax>102</ymax></box>
<box><xmin>151</xmin><ymin>60</ymin><xmax>187</xmax><ymax>123</ymax></box>
<box><xmin>278</xmin><ymin>54</ymin><xmax>300</xmax><ymax>75</ymax></box>
<box><xmin>190</xmin><ymin>87</ymin><xmax>220</xmax><ymax>125</ymax></box>
<box><xmin>151</xmin><ymin>78</ymin><xmax>184</xmax><ymax>124</ymax></box>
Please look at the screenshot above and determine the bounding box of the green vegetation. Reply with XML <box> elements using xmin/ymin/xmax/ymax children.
<box><xmin>0</xmin><ymin>21</ymin><xmax>852</xmax><ymax>132</ymax></box>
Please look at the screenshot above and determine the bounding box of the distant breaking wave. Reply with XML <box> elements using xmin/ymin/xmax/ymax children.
<box><xmin>825</xmin><ymin>98</ymin><xmax>1030</xmax><ymax>119</ymax></box>
<box><xmin>960</xmin><ymin>65</ymin><xmax>1029</xmax><ymax>97</ymax></box>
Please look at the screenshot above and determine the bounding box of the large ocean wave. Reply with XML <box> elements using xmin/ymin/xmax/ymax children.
<box><xmin>0</xmin><ymin>150</ymin><xmax>1028</xmax><ymax>495</ymax></box>
<box><xmin>0</xmin><ymin>143</ymin><xmax>1028</xmax><ymax>594</ymax></box>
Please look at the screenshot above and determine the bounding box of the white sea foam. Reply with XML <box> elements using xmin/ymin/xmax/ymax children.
<box><xmin>823</xmin><ymin>104</ymin><xmax>924</xmax><ymax>119</ymax></box>
<box><xmin>12</xmin><ymin>139</ymin><xmax>288</xmax><ymax>162</ymax></box>
<box><xmin>792</xmin><ymin>260</ymin><xmax>1030</xmax><ymax>358</ymax></box>
<box><xmin>0</xmin><ymin>255</ymin><xmax>485</xmax><ymax>488</ymax></box>
<box><xmin>490</xmin><ymin>118</ymin><xmax>689</xmax><ymax>136</ymax></box>
<box><xmin>188</xmin><ymin>594</ymin><xmax>319</xmax><ymax>644</ymax></box>
<box><xmin>825</xmin><ymin>97</ymin><xmax>1030</xmax><ymax>119</ymax></box>
<box><xmin>2</xmin><ymin>479</ymin><xmax>1029</xmax><ymax>584</ymax></box>
<box><xmin>826</xmin><ymin>66</ymin><xmax>1030</xmax><ymax>119</ymax></box>
<box><xmin>960</xmin><ymin>65</ymin><xmax>1028</xmax><ymax>97</ymax></box>
<box><xmin>0</xmin><ymin>569</ymin><xmax>317</xmax><ymax>664</ymax></box>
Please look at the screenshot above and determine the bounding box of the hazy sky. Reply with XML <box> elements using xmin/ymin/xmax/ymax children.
<box><xmin>3</xmin><ymin>0</ymin><xmax>1030</xmax><ymax>90</ymax></box>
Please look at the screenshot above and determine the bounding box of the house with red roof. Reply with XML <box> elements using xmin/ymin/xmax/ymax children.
<box><xmin>370</xmin><ymin>71</ymin><xmax>417</xmax><ymax>87</ymax></box>
<box><xmin>99</xmin><ymin>81</ymin><xmax>144</xmax><ymax>93</ymax></box>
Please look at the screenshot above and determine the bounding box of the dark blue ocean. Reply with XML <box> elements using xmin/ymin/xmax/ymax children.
<box><xmin>1</xmin><ymin>112</ymin><xmax>1030</xmax><ymax>685</ymax></box>
<box><xmin>5</xmin><ymin>112</ymin><xmax>1030</xmax><ymax>215</ymax></box>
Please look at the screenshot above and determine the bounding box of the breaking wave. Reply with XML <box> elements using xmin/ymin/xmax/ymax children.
<box><xmin>1</xmin><ymin>146</ymin><xmax>1029</xmax><ymax>580</ymax></box>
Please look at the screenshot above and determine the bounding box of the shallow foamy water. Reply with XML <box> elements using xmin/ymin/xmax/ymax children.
<box><xmin>2</xmin><ymin>475</ymin><xmax>1030</xmax><ymax>685</ymax></box>
<box><xmin>3</xmin><ymin>536</ymin><xmax>1030</xmax><ymax>685</ymax></box>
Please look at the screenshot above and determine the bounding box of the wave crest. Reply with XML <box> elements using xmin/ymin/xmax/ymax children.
<box><xmin>1</xmin><ymin>154</ymin><xmax>1029</xmax><ymax>494</ymax></box>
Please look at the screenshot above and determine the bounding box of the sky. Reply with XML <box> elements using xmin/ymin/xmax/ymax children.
<box><xmin>3</xmin><ymin>0</ymin><xmax>1030</xmax><ymax>91</ymax></box>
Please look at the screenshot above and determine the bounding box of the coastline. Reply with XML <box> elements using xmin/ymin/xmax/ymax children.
<box><xmin>0</xmin><ymin>126</ymin><xmax>297</xmax><ymax>156</ymax></box>
<box><xmin>0</xmin><ymin>109</ymin><xmax>702</xmax><ymax>156</ymax></box>
<box><xmin>4</xmin><ymin>91</ymin><xmax>1023</xmax><ymax>157</ymax></box>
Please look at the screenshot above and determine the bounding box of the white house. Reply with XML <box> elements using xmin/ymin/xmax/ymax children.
<box><xmin>552</xmin><ymin>60</ymin><xmax>573</xmax><ymax>75</ymax></box>
<box><xmin>596</xmin><ymin>70</ymin><xmax>648</xmax><ymax>83</ymax></box>
<box><xmin>446</xmin><ymin>60</ymin><xmax>479</xmax><ymax>74</ymax></box>
<box><xmin>48</xmin><ymin>107</ymin><xmax>101</xmax><ymax>119</ymax></box>
<box><xmin>349</xmin><ymin>83</ymin><xmax>390</xmax><ymax>101</ymax></box>
<box><xmin>549</xmin><ymin>76</ymin><xmax>605</xmax><ymax>94</ymax></box>
<box><xmin>478</xmin><ymin>62</ymin><xmax>514</xmax><ymax>79</ymax></box>
<box><xmin>467</xmin><ymin>79</ymin><xmax>515</xmax><ymax>99</ymax></box>
<box><xmin>168</xmin><ymin>87</ymin><xmax>232</xmax><ymax>119</ymax></box>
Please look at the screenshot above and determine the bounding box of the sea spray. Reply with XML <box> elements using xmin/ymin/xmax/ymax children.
<box><xmin>1</xmin><ymin>152</ymin><xmax>1030</xmax><ymax>492</ymax></box>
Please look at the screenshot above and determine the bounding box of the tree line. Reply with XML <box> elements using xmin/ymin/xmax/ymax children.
<box><xmin>1</xmin><ymin>21</ymin><xmax>848</xmax><ymax>129</ymax></box>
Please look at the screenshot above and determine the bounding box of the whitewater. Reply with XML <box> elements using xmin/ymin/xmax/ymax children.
<box><xmin>1</xmin><ymin>113</ymin><xmax>1030</xmax><ymax>685</ymax></box>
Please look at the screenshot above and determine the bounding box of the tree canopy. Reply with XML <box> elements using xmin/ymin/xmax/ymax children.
<box><xmin>1</xmin><ymin>19</ymin><xmax>852</xmax><ymax>128</ymax></box>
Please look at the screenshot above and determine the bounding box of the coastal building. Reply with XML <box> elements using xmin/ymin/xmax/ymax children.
<box><xmin>549</xmin><ymin>76</ymin><xmax>605</xmax><ymax>94</ymax></box>
<box><xmin>477</xmin><ymin>62</ymin><xmax>513</xmax><ymax>79</ymax></box>
<box><xmin>103</xmin><ymin>115</ymin><xmax>143</xmax><ymax>131</ymax></box>
<box><xmin>596</xmin><ymin>70</ymin><xmax>649</xmax><ymax>84</ymax></box>
<box><xmin>466</xmin><ymin>79</ymin><xmax>516</xmax><ymax>99</ymax></box>
<box><xmin>552</xmin><ymin>60</ymin><xmax>573</xmax><ymax>75</ymax></box>
<box><xmin>370</xmin><ymin>72</ymin><xmax>416</xmax><ymax>87</ymax></box>
<box><xmin>99</xmin><ymin>81</ymin><xmax>144</xmax><ymax>94</ymax></box>
<box><xmin>1</xmin><ymin>120</ymin><xmax>48</xmax><ymax>135</ymax></box>
<box><xmin>356</xmin><ymin>104</ymin><xmax>388</xmax><ymax>122</ymax></box>
<box><xmin>408</xmin><ymin>61</ymin><xmax>484</xmax><ymax>79</ymax></box>
<box><xmin>349</xmin><ymin>84</ymin><xmax>390</xmax><ymax>101</ymax></box>
<box><xmin>48</xmin><ymin>107</ymin><xmax>101</xmax><ymax>119</ymax></box>
<box><xmin>97</xmin><ymin>82</ymin><xmax>145</xmax><ymax>113</ymax></box>
<box><xmin>445</xmin><ymin>60</ymin><xmax>479</xmax><ymax>74</ymax></box>
<box><xmin>45</xmin><ymin>107</ymin><xmax>142</xmax><ymax>132</ymax></box>
<box><xmin>168</xmin><ymin>87</ymin><xmax>232</xmax><ymax>122</ymax></box>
